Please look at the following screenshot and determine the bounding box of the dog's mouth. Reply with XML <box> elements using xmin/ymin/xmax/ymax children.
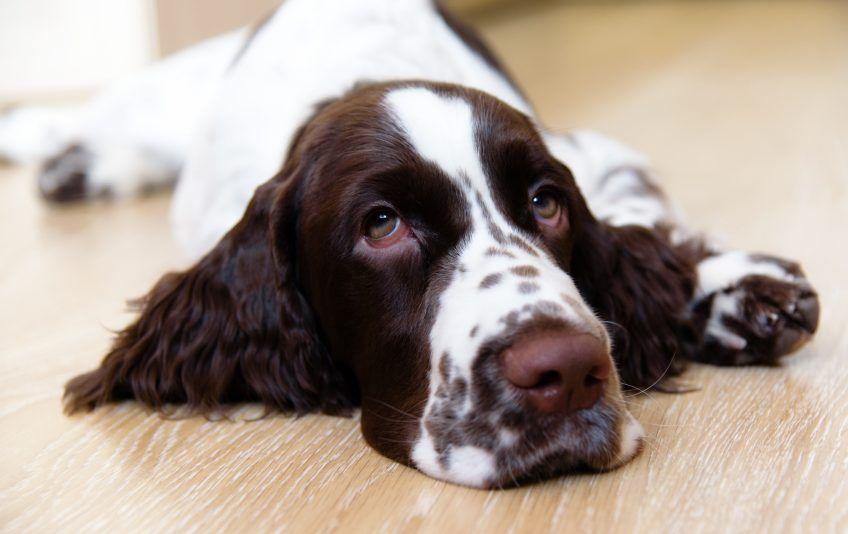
<box><xmin>489</xmin><ymin>405</ymin><xmax>644</xmax><ymax>488</ymax></box>
<box><xmin>410</xmin><ymin>392</ymin><xmax>643</xmax><ymax>488</ymax></box>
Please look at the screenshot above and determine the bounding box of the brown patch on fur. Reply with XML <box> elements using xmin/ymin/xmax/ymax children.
<box><xmin>517</xmin><ymin>281</ymin><xmax>540</xmax><ymax>294</ymax></box>
<box><xmin>480</xmin><ymin>273</ymin><xmax>503</xmax><ymax>289</ymax></box>
<box><xmin>508</xmin><ymin>235</ymin><xmax>538</xmax><ymax>257</ymax></box>
<box><xmin>485</xmin><ymin>247</ymin><xmax>516</xmax><ymax>259</ymax></box>
<box><xmin>511</xmin><ymin>265</ymin><xmax>539</xmax><ymax>277</ymax></box>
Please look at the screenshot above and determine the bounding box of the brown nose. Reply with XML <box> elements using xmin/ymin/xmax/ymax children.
<box><xmin>501</xmin><ymin>331</ymin><xmax>611</xmax><ymax>414</ymax></box>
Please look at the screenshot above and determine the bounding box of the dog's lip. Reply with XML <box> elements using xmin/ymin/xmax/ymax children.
<box><xmin>483</xmin><ymin>441</ymin><xmax>640</xmax><ymax>489</ymax></box>
<box><xmin>445</xmin><ymin>398</ymin><xmax>634</xmax><ymax>486</ymax></box>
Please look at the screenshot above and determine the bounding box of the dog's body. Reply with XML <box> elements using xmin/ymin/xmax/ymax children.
<box><xmin>2</xmin><ymin>0</ymin><xmax>671</xmax><ymax>258</ymax></box>
<box><xmin>0</xmin><ymin>0</ymin><xmax>819</xmax><ymax>488</ymax></box>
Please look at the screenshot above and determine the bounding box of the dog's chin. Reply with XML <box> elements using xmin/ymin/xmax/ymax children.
<box><xmin>410</xmin><ymin>400</ymin><xmax>645</xmax><ymax>489</ymax></box>
<box><xmin>490</xmin><ymin>405</ymin><xmax>645</xmax><ymax>489</ymax></box>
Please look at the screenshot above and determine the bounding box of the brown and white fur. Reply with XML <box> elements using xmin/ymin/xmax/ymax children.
<box><xmin>0</xmin><ymin>0</ymin><xmax>819</xmax><ymax>488</ymax></box>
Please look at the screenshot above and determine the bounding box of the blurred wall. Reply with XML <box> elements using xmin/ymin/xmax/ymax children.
<box><xmin>156</xmin><ymin>0</ymin><xmax>281</xmax><ymax>57</ymax></box>
<box><xmin>0</xmin><ymin>0</ymin><xmax>157</xmax><ymax>102</ymax></box>
<box><xmin>154</xmin><ymin>0</ymin><xmax>509</xmax><ymax>56</ymax></box>
<box><xmin>0</xmin><ymin>0</ymin><xmax>511</xmax><ymax>103</ymax></box>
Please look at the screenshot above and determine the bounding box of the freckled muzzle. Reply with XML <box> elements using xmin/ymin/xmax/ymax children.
<box><xmin>410</xmin><ymin>228</ymin><xmax>643</xmax><ymax>488</ymax></box>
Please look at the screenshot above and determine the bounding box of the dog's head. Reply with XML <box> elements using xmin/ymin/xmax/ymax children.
<box><xmin>66</xmin><ymin>81</ymin><xmax>655</xmax><ymax>488</ymax></box>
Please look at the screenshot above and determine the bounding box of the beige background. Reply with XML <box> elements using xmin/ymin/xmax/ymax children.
<box><xmin>155</xmin><ymin>0</ymin><xmax>280</xmax><ymax>56</ymax></box>
<box><xmin>1</xmin><ymin>0</ymin><xmax>847</xmax><ymax>532</ymax></box>
<box><xmin>0</xmin><ymin>0</ymin><xmax>512</xmax><ymax>101</ymax></box>
<box><xmin>154</xmin><ymin>0</ymin><xmax>514</xmax><ymax>56</ymax></box>
<box><xmin>0</xmin><ymin>0</ymin><xmax>156</xmax><ymax>101</ymax></box>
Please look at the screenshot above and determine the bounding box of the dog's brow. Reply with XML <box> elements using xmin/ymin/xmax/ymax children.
<box><xmin>383</xmin><ymin>87</ymin><xmax>483</xmax><ymax>182</ymax></box>
<box><xmin>383</xmin><ymin>87</ymin><xmax>517</xmax><ymax>247</ymax></box>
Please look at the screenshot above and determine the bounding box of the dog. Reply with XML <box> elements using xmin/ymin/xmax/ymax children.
<box><xmin>0</xmin><ymin>0</ymin><xmax>819</xmax><ymax>488</ymax></box>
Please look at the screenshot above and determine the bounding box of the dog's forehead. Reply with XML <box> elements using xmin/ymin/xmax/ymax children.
<box><xmin>383</xmin><ymin>87</ymin><xmax>486</xmax><ymax>182</ymax></box>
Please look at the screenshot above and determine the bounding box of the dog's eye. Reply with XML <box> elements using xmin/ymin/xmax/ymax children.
<box><xmin>364</xmin><ymin>209</ymin><xmax>400</xmax><ymax>240</ymax></box>
<box><xmin>531</xmin><ymin>190</ymin><xmax>561</xmax><ymax>221</ymax></box>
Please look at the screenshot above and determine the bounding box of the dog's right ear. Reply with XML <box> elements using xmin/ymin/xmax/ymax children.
<box><xmin>63</xmin><ymin>164</ymin><xmax>357</xmax><ymax>416</ymax></box>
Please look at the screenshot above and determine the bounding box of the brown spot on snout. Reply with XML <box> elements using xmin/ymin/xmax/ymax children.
<box><xmin>518</xmin><ymin>282</ymin><xmax>540</xmax><ymax>294</ymax></box>
<box><xmin>508</xmin><ymin>235</ymin><xmax>538</xmax><ymax>257</ymax></box>
<box><xmin>439</xmin><ymin>352</ymin><xmax>452</xmax><ymax>382</ymax></box>
<box><xmin>485</xmin><ymin>247</ymin><xmax>516</xmax><ymax>259</ymax></box>
<box><xmin>480</xmin><ymin>273</ymin><xmax>503</xmax><ymax>289</ymax></box>
<box><xmin>511</xmin><ymin>265</ymin><xmax>539</xmax><ymax>278</ymax></box>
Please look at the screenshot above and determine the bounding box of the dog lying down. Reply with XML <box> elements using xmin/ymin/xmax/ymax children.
<box><xmin>0</xmin><ymin>0</ymin><xmax>819</xmax><ymax>488</ymax></box>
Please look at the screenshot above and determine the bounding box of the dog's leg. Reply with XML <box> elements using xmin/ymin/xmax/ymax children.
<box><xmin>543</xmin><ymin>130</ymin><xmax>683</xmax><ymax>231</ymax></box>
<box><xmin>0</xmin><ymin>30</ymin><xmax>246</xmax><ymax>202</ymax></box>
<box><xmin>544</xmin><ymin>130</ymin><xmax>820</xmax><ymax>366</ymax></box>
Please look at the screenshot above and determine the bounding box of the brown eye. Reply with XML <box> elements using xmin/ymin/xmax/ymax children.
<box><xmin>364</xmin><ymin>209</ymin><xmax>400</xmax><ymax>241</ymax></box>
<box><xmin>531</xmin><ymin>190</ymin><xmax>561</xmax><ymax>221</ymax></box>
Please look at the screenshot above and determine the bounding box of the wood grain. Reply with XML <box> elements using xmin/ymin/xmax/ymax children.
<box><xmin>1</xmin><ymin>1</ymin><xmax>847</xmax><ymax>532</ymax></box>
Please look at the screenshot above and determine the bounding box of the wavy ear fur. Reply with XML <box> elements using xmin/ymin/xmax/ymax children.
<box><xmin>63</xmin><ymin>176</ymin><xmax>356</xmax><ymax>416</ymax></box>
<box><xmin>571</xmin><ymin>221</ymin><xmax>699</xmax><ymax>390</ymax></box>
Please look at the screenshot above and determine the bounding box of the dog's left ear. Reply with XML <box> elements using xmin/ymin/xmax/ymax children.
<box><xmin>569</xmin><ymin>214</ymin><xmax>697</xmax><ymax>390</ymax></box>
<box><xmin>63</xmin><ymin>168</ymin><xmax>357</xmax><ymax>416</ymax></box>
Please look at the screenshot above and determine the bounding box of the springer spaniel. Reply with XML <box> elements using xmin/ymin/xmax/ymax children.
<box><xmin>0</xmin><ymin>0</ymin><xmax>819</xmax><ymax>488</ymax></box>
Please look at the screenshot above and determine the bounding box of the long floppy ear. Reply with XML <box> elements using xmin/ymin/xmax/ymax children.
<box><xmin>570</xmin><ymin>219</ymin><xmax>698</xmax><ymax>390</ymax></box>
<box><xmin>63</xmin><ymin>175</ymin><xmax>356</xmax><ymax>416</ymax></box>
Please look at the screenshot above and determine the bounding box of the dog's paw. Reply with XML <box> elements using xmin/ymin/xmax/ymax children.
<box><xmin>691</xmin><ymin>252</ymin><xmax>819</xmax><ymax>365</ymax></box>
<box><xmin>38</xmin><ymin>144</ymin><xmax>95</xmax><ymax>202</ymax></box>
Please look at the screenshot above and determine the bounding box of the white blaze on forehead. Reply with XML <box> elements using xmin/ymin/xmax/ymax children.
<box><xmin>384</xmin><ymin>87</ymin><xmax>485</xmax><ymax>180</ymax></box>
<box><xmin>384</xmin><ymin>86</ymin><xmax>514</xmax><ymax>252</ymax></box>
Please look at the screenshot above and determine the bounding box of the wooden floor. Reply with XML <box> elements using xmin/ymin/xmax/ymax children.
<box><xmin>2</xmin><ymin>1</ymin><xmax>847</xmax><ymax>532</ymax></box>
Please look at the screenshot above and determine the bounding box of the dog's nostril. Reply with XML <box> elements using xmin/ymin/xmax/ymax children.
<box><xmin>583</xmin><ymin>373</ymin><xmax>602</xmax><ymax>389</ymax></box>
<box><xmin>535</xmin><ymin>370</ymin><xmax>562</xmax><ymax>389</ymax></box>
<box><xmin>587</xmin><ymin>363</ymin><xmax>611</xmax><ymax>383</ymax></box>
